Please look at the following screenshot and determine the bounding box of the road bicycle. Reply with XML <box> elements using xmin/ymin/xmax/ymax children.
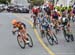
<box><xmin>12</xmin><ymin>31</ymin><xmax>33</xmax><ymax>49</ymax></box>
<box><xmin>41</xmin><ymin>27</ymin><xmax>58</xmax><ymax>45</ymax></box>
<box><xmin>62</xmin><ymin>26</ymin><xmax>74</xmax><ymax>42</ymax></box>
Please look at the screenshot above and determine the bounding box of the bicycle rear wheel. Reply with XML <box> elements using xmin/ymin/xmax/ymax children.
<box><xmin>27</xmin><ymin>34</ymin><xmax>33</xmax><ymax>47</ymax></box>
<box><xmin>70</xmin><ymin>34</ymin><xmax>74</xmax><ymax>41</ymax></box>
<box><xmin>17</xmin><ymin>35</ymin><xmax>26</xmax><ymax>49</ymax></box>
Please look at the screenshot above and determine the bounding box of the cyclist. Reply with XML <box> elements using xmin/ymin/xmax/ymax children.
<box><xmin>31</xmin><ymin>14</ymin><xmax>37</xmax><ymax>28</ymax></box>
<box><xmin>51</xmin><ymin>10</ymin><xmax>60</xmax><ymax>33</ymax></box>
<box><xmin>32</xmin><ymin>6</ymin><xmax>39</xmax><ymax>17</ymax></box>
<box><xmin>11</xmin><ymin>19</ymin><xmax>29</xmax><ymax>43</ymax></box>
<box><xmin>44</xmin><ymin>6</ymin><xmax>51</xmax><ymax>16</ymax></box>
<box><xmin>38</xmin><ymin>13</ymin><xmax>44</xmax><ymax>30</ymax></box>
<box><xmin>61</xmin><ymin>15</ymin><xmax>71</xmax><ymax>33</ymax></box>
<box><xmin>38</xmin><ymin>14</ymin><xmax>54</xmax><ymax>36</ymax></box>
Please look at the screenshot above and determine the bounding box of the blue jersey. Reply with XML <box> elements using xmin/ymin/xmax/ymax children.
<box><xmin>38</xmin><ymin>16</ymin><xmax>49</xmax><ymax>26</ymax></box>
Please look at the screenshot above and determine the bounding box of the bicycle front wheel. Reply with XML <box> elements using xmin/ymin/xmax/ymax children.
<box><xmin>63</xmin><ymin>29</ymin><xmax>69</xmax><ymax>42</ymax></box>
<box><xmin>46</xmin><ymin>33</ymin><xmax>53</xmax><ymax>45</ymax></box>
<box><xmin>17</xmin><ymin>35</ymin><xmax>26</xmax><ymax>49</ymax></box>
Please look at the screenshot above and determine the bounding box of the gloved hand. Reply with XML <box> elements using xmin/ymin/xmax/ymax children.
<box><xmin>12</xmin><ymin>31</ymin><xmax>15</xmax><ymax>35</ymax></box>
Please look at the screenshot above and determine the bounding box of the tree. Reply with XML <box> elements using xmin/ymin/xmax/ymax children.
<box><xmin>0</xmin><ymin>0</ymin><xmax>11</xmax><ymax>4</ymax></box>
<box><xmin>30</xmin><ymin>0</ymin><xmax>44</xmax><ymax>6</ymax></box>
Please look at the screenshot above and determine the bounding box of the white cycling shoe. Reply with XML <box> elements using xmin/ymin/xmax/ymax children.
<box><xmin>25</xmin><ymin>40</ymin><xmax>30</xmax><ymax>44</ymax></box>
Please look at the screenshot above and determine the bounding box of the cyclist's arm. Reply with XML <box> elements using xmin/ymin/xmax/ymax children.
<box><xmin>12</xmin><ymin>27</ymin><xmax>19</xmax><ymax>35</ymax></box>
<box><xmin>37</xmin><ymin>17</ymin><xmax>41</xmax><ymax>24</ymax></box>
<box><xmin>12</xmin><ymin>27</ymin><xmax>19</xmax><ymax>32</ymax></box>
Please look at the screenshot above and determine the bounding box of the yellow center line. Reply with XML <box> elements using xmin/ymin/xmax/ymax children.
<box><xmin>13</xmin><ymin>14</ymin><xmax>55</xmax><ymax>55</ymax></box>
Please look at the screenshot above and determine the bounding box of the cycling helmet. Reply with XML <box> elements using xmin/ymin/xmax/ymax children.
<box><xmin>11</xmin><ymin>19</ymin><xmax>17</xmax><ymax>25</ymax></box>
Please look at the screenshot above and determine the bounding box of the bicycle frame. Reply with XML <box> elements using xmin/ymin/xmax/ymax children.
<box><xmin>17</xmin><ymin>31</ymin><xmax>25</xmax><ymax>41</ymax></box>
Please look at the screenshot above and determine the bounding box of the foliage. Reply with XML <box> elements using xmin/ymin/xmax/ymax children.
<box><xmin>55</xmin><ymin>6</ymin><xmax>72</xmax><ymax>12</ymax></box>
<box><xmin>0</xmin><ymin>0</ymin><xmax>11</xmax><ymax>4</ymax></box>
<box><xmin>30</xmin><ymin>0</ymin><xmax>44</xmax><ymax>6</ymax></box>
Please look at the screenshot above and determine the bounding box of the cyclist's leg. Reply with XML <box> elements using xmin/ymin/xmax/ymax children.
<box><xmin>55</xmin><ymin>19</ymin><xmax>61</xmax><ymax>33</ymax></box>
<box><xmin>32</xmin><ymin>14</ymin><xmax>37</xmax><ymax>28</ymax></box>
<box><xmin>46</xmin><ymin>26</ymin><xmax>53</xmax><ymax>36</ymax></box>
<box><xmin>53</xmin><ymin>19</ymin><xmax>56</xmax><ymax>26</ymax></box>
<box><xmin>33</xmin><ymin>18</ymin><xmax>37</xmax><ymax>28</ymax></box>
<box><xmin>56</xmin><ymin>19</ymin><xmax>60</xmax><ymax>27</ymax></box>
<box><xmin>41</xmin><ymin>25</ymin><xmax>46</xmax><ymax>33</ymax></box>
<box><xmin>52</xmin><ymin>19</ymin><xmax>56</xmax><ymax>28</ymax></box>
<box><xmin>40</xmin><ymin>25</ymin><xmax>46</xmax><ymax>38</ymax></box>
<box><xmin>66</xmin><ymin>22</ymin><xmax>71</xmax><ymax>33</ymax></box>
<box><xmin>53</xmin><ymin>18</ymin><xmax>59</xmax><ymax>28</ymax></box>
<box><xmin>40</xmin><ymin>24</ymin><xmax>43</xmax><ymax>32</ymax></box>
<box><xmin>19</xmin><ymin>29</ymin><xmax>28</xmax><ymax>41</ymax></box>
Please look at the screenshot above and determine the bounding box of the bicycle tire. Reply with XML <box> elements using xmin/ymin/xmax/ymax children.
<box><xmin>72</xmin><ymin>16</ymin><xmax>75</xmax><ymax>22</ymax></box>
<box><xmin>65</xmin><ymin>29</ymin><xmax>74</xmax><ymax>42</ymax></box>
<box><xmin>53</xmin><ymin>33</ymin><xmax>58</xmax><ymax>44</ymax></box>
<box><xmin>27</xmin><ymin>34</ymin><xmax>33</xmax><ymax>47</ymax></box>
<box><xmin>70</xmin><ymin>34</ymin><xmax>74</xmax><ymax>41</ymax></box>
<box><xmin>46</xmin><ymin>33</ymin><xmax>53</xmax><ymax>45</ymax></box>
<box><xmin>63</xmin><ymin>28</ymin><xmax>69</xmax><ymax>42</ymax></box>
<box><xmin>41</xmin><ymin>30</ymin><xmax>45</xmax><ymax>38</ymax></box>
<box><xmin>17</xmin><ymin>35</ymin><xmax>26</xmax><ymax>49</ymax></box>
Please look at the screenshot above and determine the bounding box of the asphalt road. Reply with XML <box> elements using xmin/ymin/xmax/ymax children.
<box><xmin>0</xmin><ymin>13</ymin><xmax>75</xmax><ymax>55</ymax></box>
<box><xmin>14</xmin><ymin>13</ymin><xmax>75</xmax><ymax>55</ymax></box>
<box><xmin>0</xmin><ymin>0</ymin><xmax>75</xmax><ymax>55</ymax></box>
<box><xmin>0</xmin><ymin>13</ymin><xmax>49</xmax><ymax>55</ymax></box>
